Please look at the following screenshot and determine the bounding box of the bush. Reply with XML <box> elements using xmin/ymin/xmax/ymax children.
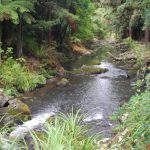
<box><xmin>111</xmin><ymin>76</ymin><xmax>150</xmax><ymax>149</ymax></box>
<box><xmin>0</xmin><ymin>58</ymin><xmax>46</xmax><ymax>95</ymax></box>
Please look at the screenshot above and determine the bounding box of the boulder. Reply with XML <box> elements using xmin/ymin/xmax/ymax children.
<box><xmin>8</xmin><ymin>99</ymin><xmax>31</xmax><ymax>122</ymax></box>
<box><xmin>0</xmin><ymin>113</ymin><xmax>23</xmax><ymax>127</ymax></box>
<box><xmin>57</xmin><ymin>78</ymin><xmax>69</xmax><ymax>86</ymax></box>
<box><xmin>0</xmin><ymin>90</ymin><xmax>9</xmax><ymax>108</ymax></box>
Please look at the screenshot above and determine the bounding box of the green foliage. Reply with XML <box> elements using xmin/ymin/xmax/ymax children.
<box><xmin>24</xmin><ymin>36</ymin><xmax>41</xmax><ymax>57</ymax></box>
<box><xmin>0</xmin><ymin>0</ymin><xmax>35</xmax><ymax>24</ymax></box>
<box><xmin>4</xmin><ymin>87</ymin><xmax>18</xmax><ymax>97</ymax></box>
<box><xmin>34</xmin><ymin>20</ymin><xmax>60</xmax><ymax>31</ymax></box>
<box><xmin>103</xmin><ymin>0</ymin><xmax>150</xmax><ymax>38</ymax></box>
<box><xmin>111</xmin><ymin>90</ymin><xmax>150</xmax><ymax>149</ymax></box>
<box><xmin>75</xmin><ymin>0</ymin><xmax>96</xmax><ymax>41</ymax></box>
<box><xmin>93</xmin><ymin>7</ymin><xmax>114</xmax><ymax>39</ymax></box>
<box><xmin>29</xmin><ymin>112</ymin><xmax>97</xmax><ymax>150</ymax></box>
<box><xmin>0</xmin><ymin>57</ymin><xmax>46</xmax><ymax>94</ymax></box>
<box><xmin>111</xmin><ymin>76</ymin><xmax>150</xmax><ymax>149</ymax></box>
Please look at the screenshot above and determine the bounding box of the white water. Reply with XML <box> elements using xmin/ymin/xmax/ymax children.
<box><xmin>83</xmin><ymin>113</ymin><xmax>103</xmax><ymax>122</ymax></box>
<box><xmin>9</xmin><ymin>112</ymin><xmax>55</xmax><ymax>139</ymax></box>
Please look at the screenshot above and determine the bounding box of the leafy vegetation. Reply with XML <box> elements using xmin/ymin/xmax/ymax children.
<box><xmin>0</xmin><ymin>48</ymin><xmax>46</xmax><ymax>96</ymax></box>
<box><xmin>110</xmin><ymin>75</ymin><xmax>150</xmax><ymax>149</ymax></box>
<box><xmin>100</xmin><ymin>0</ymin><xmax>150</xmax><ymax>44</ymax></box>
<box><xmin>0</xmin><ymin>0</ymin><xmax>99</xmax><ymax>57</ymax></box>
<box><xmin>0</xmin><ymin>58</ymin><xmax>46</xmax><ymax>95</ymax></box>
<box><xmin>29</xmin><ymin>112</ymin><xmax>97</xmax><ymax>150</ymax></box>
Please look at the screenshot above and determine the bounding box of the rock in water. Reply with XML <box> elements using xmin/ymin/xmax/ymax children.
<box><xmin>57</xmin><ymin>78</ymin><xmax>69</xmax><ymax>86</ymax></box>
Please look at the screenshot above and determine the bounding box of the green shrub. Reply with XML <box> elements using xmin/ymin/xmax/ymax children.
<box><xmin>111</xmin><ymin>76</ymin><xmax>150</xmax><ymax>149</ymax></box>
<box><xmin>0</xmin><ymin>58</ymin><xmax>46</xmax><ymax>94</ymax></box>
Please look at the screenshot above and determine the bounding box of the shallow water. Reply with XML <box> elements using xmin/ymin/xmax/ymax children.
<box><xmin>25</xmin><ymin>60</ymin><xmax>134</xmax><ymax>138</ymax></box>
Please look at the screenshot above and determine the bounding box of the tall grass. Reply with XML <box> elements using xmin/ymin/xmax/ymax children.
<box><xmin>30</xmin><ymin>112</ymin><xmax>96</xmax><ymax>150</ymax></box>
<box><xmin>0</xmin><ymin>112</ymin><xmax>97</xmax><ymax>150</ymax></box>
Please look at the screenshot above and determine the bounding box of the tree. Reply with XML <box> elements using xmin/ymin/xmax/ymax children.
<box><xmin>0</xmin><ymin>0</ymin><xmax>35</xmax><ymax>57</ymax></box>
<box><xmin>0</xmin><ymin>0</ymin><xmax>97</xmax><ymax>59</ymax></box>
<box><xmin>102</xmin><ymin>0</ymin><xmax>150</xmax><ymax>45</ymax></box>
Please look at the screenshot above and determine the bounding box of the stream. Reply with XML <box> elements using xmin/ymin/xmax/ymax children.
<box><xmin>13</xmin><ymin>43</ymin><xmax>135</xmax><ymax>139</ymax></box>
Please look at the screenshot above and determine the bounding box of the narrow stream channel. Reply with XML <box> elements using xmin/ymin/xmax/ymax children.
<box><xmin>24</xmin><ymin>58</ymin><xmax>134</xmax><ymax>138</ymax></box>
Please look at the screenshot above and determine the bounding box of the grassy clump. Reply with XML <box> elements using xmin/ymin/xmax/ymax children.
<box><xmin>70</xmin><ymin>66</ymin><xmax>108</xmax><ymax>75</ymax></box>
<box><xmin>110</xmin><ymin>75</ymin><xmax>150</xmax><ymax>149</ymax></box>
<box><xmin>30</xmin><ymin>113</ymin><xmax>97</xmax><ymax>150</ymax></box>
<box><xmin>0</xmin><ymin>58</ymin><xmax>46</xmax><ymax>96</ymax></box>
<box><xmin>0</xmin><ymin>112</ymin><xmax>97</xmax><ymax>150</ymax></box>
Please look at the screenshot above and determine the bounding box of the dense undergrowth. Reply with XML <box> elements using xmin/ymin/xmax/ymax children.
<box><xmin>0</xmin><ymin>58</ymin><xmax>46</xmax><ymax>96</ymax></box>
<box><xmin>0</xmin><ymin>45</ymin><xmax>65</xmax><ymax>96</ymax></box>
<box><xmin>0</xmin><ymin>48</ymin><xmax>47</xmax><ymax>96</ymax></box>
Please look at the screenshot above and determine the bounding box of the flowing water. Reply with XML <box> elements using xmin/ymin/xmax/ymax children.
<box><xmin>19</xmin><ymin>43</ymin><xmax>134</xmax><ymax>138</ymax></box>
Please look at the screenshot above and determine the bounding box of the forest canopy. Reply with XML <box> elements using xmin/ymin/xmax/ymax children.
<box><xmin>0</xmin><ymin>0</ymin><xmax>98</xmax><ymax>57</ymax></box>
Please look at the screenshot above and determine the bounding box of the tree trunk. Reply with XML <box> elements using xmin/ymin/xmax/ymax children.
<box><xmin>145</xmin><ymin>26</ymin><xmax>149</xmax><ymax>47</ymax></box>
<box><xmin>48</xmin><ymin>30</ymin><xmax>52</xmax><ymax>46</ymax></box>
<box><xmin>0</xmin><ymin>22</ymin><xmax>2</xmax><ymax>64</ymax></box>
<box><xmin>59</xmin><ymin>23</ymin><xmax>69</xmax><ymax>51</ymax></box>
<box><xmin>129</xmin><ymin>22</ymin><xmax>132</xmax><ymax>39</ymax></box>
<box><xmin>17</xmin><ymin>17</ymin><xmax>23</xmax><ymax>57</ymax></box>
<box><xmin>47</xmin><ymin>7</ymin><xmax>52</xmax><ymax>47</ymax></box>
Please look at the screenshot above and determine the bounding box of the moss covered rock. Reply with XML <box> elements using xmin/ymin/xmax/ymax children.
<box><xmin>57</xmin><ymin>78</ymin><xmax>69</xmax><ymax>86</ymax></box>
<box><xmin>69</xmin><ymin>66</ymin><xmax>108</xmax><ymax>75</ymax></box>
<box><xmin>8</xmin><ymin>99</ymin><xmax>31</xmax><ymax>122</ymax></box>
